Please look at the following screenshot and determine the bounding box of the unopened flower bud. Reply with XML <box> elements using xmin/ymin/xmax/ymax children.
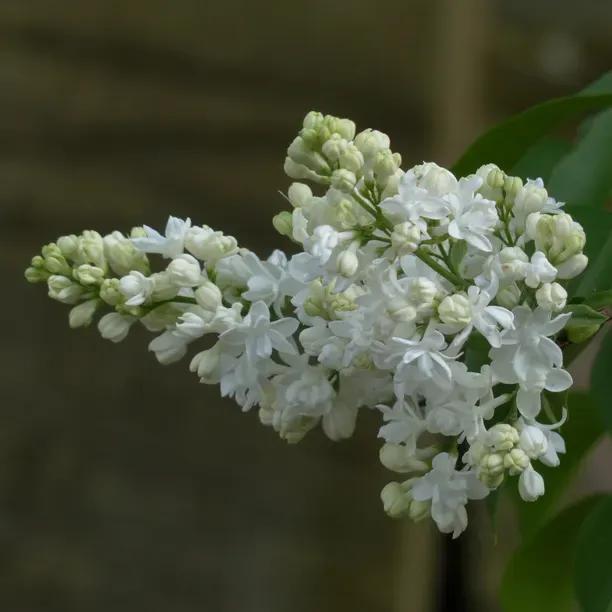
<box><xmin>80</xmin><ymin>230</ymin><xmax>106</xmax><ymax>268</ymax></box>
<box><xmin>504</xmin><ymin>448</ymin><xmax>530</xmax><ymax>475</ymax></box>
<box><xmin>302</xmin><ymin>111</ymin><xmax>324</xmax><ymax>131</ymax></box>
<box><xmin>321</xmin><ymin>134</ymin><xmax>348</xmax><ymax>161</ymax></box>
<box><xmin>415</xmin><ymin>163</ymin><xmax>457</xmax><ymax>195</ymax></box>
<box><xmin>498</xmin><ymin>246</ymin><xmax>528</xmax><ymax>281</ymax></box>
<box><xmin>374</xmin><ymin>150</ymin><xmax>401</xmax><ymax>180</ymax></box>
<box><xmin>515</xmin><ymin>180</ymin><xmax>548</xmax><ymax>217</ymax></box>
<box><xmin>166</xmin><ymin>254</ymin><xmax>201</xmax><ymax>287</ymax></box>
<box><xmin>476</xmin><ymin>164</ymin><xmax>504</xmax><ymax>201</ymax></box>
<box><xmin>535</xmin><ymin>282</ymin><xmax>567</xmax><ymax>312</ymax></box>
<box><xmin>556</xmin><ymin>253</ymin><xmax>588</xmax><ymax>279</ymax></box>
<box><xmin>326</xmin><ymin>116</ymin><xmax>356</xmax><ymax>141</ymax></box>
<box><xmin>68</xmin><ymin>298</ymin><xmax>99</xmax><ymax>329</ymax></box>
<box><xmin>479</xmin><ymin>453</ymin><xmax>505</xmax><ymax>488</ymax></box>
<box><xmin>354</xmin><ymin>129</ymin><xmax>390</xmax><ymax>157</ymax></box>
<box><xmin>503</xmin><ymin>176</ymin><xmax>523</xmax><ymax>201</ymax></box>
<box><xmin>272</xmin><ymin>211</ymin><xmax>294</xmax><ymax>237</ymax></box>
<box><xmin>287</xmin><ymin>182</ymin><xmax>313</xmax><ymax>208</ymax></box>
<box><xmin>103</xmin><ymin>231</ymin><xmax>149</xmax><ymax>276</ymax></box>
<box><xmin>486</xmin><ymin>423</ymin><xmax>519</xmax><ymax>451</ymax></box>
<box><xmin>379</xmin><ymin>444</ymin><xmax>429</xmax><ymax>474</ymax></box>
<box><xmin>381</xmin><ymin>481</ymin><xmax>411</xmax><ymax>518</ymax></box>
<box><xmin>408</xmin><ymin>277</ymin><xmax>438</xmax><ymax>309</ymax></box>
<box><xmin>74</xmin><ymin>264</ymin><xmax>105</xmax><ymax>286</ymax></box>
<box><xmin>391</xmin><ymin>222</ymin><xmax>420</xmax><ymax>254</ymax></box>
<box><xmin>99</xmin><ymin>278</ymin><xmax>122</xmax><ymax>306</ymax></box>
<box><xmin>48</xmin><ymin>275</ymin><xmax>84</xmax><ymax>304</ymax></box>
<box><xmin>284</xmin><ymin>157</ymin><xmax>329</xmax><ymax>184</ymax></box>
<box><xmin>339</xmin><ymin>144</ymin><xmax>365</xmax><ymax>173</ymax></box>
<box><xmin>438</xmin><ymin>293</ymin><xmax>471</xmax><ymax>326</ymax></box>
<box><xmin>387</xmin><ymin>298</ymin><xmax>418</xmax><ymax>323</ymax></box>
<box><xmin>25</xmin><ymin>266</ymin><xmax>49</xmax><ymax>283</ymax></box>
<box><xmin>331</xmin><ymin>169</ymin><xmax>357</xmax><ymax>192</ymax></box>
<box><xmin>287</xmin><ymin>136</ymin><xmax>330</xmax><ymax>174</ymax></box>
<box><xmin>519</xmin><ymin>426</ymin><xmax>549</xmax><ymax>459</ymax></box>
<box><xmin>98</xmin><ymin>312</ymin><xmax>134</xmax><ymax>343</ymax></box>
<box><xmin>518</xmin><ymin>465</ymin><xmax>545</xmax><ymax>502</ymax></box>
<box><xmin>195</xmin><ymin>280</ymin><xmax>223</xmax><ymax>311</ymax></box>
<box><xmin>190</xmin><ymin>344</ymin><xmax>222</xmax><ymax>381</ymax></box>
<box><xmin>57</xmin><ymin>235</ymin><xmax>80</xmax><ymax>258</ymax></box>
<box><xmin>496</xmin><ymin>284</ymin><xmax>522</xmax><ymax>309</ymax></box>
<box><xmin>336</xmin><ymin>249</ymin><xmax>359</xmax><ymax>277</ymax></box>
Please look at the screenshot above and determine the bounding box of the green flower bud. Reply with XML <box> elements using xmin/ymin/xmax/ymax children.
<box><xmin>99</xmin><ymin>278</ymin><xmax>123</xmax><ymax>306</ymax></box>
<box><xmin>272</xmin><ymin>211</ymin><xmax>294</xmax><ymax>237</ymax></box>
<box><xmin>74</xmin><ymin>264</ymin><xmax>105</xmax><ymax>286</ymax></box>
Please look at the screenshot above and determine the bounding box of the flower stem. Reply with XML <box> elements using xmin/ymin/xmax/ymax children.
<box><xmin>415</xmin><ymin>248</ymin><xmax>465</xmax><ymax>288</ymax></box>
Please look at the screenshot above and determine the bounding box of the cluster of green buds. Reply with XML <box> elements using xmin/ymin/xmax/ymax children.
<box><xmin>284</xmin><ymin>111</ymin><xmax>402</xmax><ymax>197</ymax></box>
<box><xmin>467</xmin><ymin>423</ymin><xmax>531</xmax><ymax>489</ymax></box>
<box><xmin>25</xmin><ymin>229</ymin><xmax>150</xmax><ymax>328</ymax></box>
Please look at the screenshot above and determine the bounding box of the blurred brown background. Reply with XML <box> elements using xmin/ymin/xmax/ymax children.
<box><xmin>1</xmin><ymin>2</ymin><xmax>611</xmax><ymax>611</ymax></box>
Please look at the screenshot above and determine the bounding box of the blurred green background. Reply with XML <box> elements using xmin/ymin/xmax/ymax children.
<box><xmin>2</xmin><ymin>2</ymin><xmax>611</xmax><ymax>611</ymax></box>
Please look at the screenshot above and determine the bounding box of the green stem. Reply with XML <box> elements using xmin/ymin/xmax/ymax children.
<box><xmin>415</xmin><ymin>247</ymin><xmax>464</xmax><ymax>288</ymax></box>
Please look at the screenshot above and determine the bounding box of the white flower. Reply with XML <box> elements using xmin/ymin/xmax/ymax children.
<box><xmin>271</xmin><ymin>355</ymin><xmax>335</xmax><ymax>419</ymax></box>
<box><xmin>119</xmin><ymin>271</ymin><xmax>154</xmax><ymax>306</ymax></box>
<box><xmin>220</xmin><ymin>301</ymin><xmax>298</xmax><ymax>363</ymax></box>
<box><xmin>519</xmin><ymin>425</ymin><xmax>549</xmax><ymax>459</ymax></box>
<box><xmin>377</xmin><ymin>399</ymin><xmax>426</xmax><ymax>453</ymax></box>
<box><xmin>525</xmin><ymin>251</ymin><xmax>557</xmax><ymax>288</ymax></box>
<box><xmin>98</xmin><ymin>312</ymin><xmax>135</xmax><ymax>343</ymax></box>
<box><xmin>411</xmin><ymin>453</ymin><xmax>488</xmax><ymax>537</ymax></box>
<box><xmin>132</xmin><ymin>216</ymin><xmax>191</xmax><ymax>259</ymax></box>
<box><xmin>444</xmin><ymin>176</ymin><xmax>499</xmax><ymax>251</ymax></box>
<box><xmin>490</xmin><ymin>307</ymin><xmax>572</xmax><ymax>417</ymax></box>
<box><xmin>380</xmin><ymin>170</ymin><xmax>449</xmax><ymax>229</ymax></box>
<box><xmin>379</xmin><ymin>326</ymin><xmax>455</xmax><ymax>391</ymax></box>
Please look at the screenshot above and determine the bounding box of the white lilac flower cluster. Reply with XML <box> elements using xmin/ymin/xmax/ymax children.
<box><xmin>26</xmin><ymin>111</ymin><xmax>591</xmax><ymax>537</ymax></box>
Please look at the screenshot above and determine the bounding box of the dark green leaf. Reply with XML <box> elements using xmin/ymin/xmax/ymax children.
<box><xmin>575</xmin><ymin>495</ymin><xmax>612</xmax><ymax>612</ymax></box>
<box><xmin>564</xmin><ymin>304</ymin><xmax>608</xmax><ymax>343</ymax></box>
<box><xmin>452</xmin><ymin>71</ymin><xmax>612</xmax><ymax>175</ymax></box>
<box><xmin>549</xmin><ymin>109</ymin><xmax>612</xmax><ymax>208</ymax></box>
<box><xmin>565</xmin><ymin>207</ymin><xmax>612</xmax><ymax>296</ymax></box>
<box><xmin>564</xmin><ymin>304</ymin><xmax>608</xmax><ymax>324</ymax></box>
<box><xmin>501</xmin><ymin>496</ymin><xmax>603</xmax><ymax>612</ymax></box>
<box><xmin>512</xmin><ymin>137</ymin><xmax>572</xmax><ymax>182</ymax></box>
<box><xmin>591</xmin><ymin>329</ymin><xmax>612</xmax><ymax>432</ymax></box>
<box><xmin>584</xmin><ymin>289</ymin><xmax>612</xmax><ymax>310</ymax></box>
<box><xmin>514</xmin><ymin>392</ymin><xmax>603</xmax><ymax>539</ymax></box>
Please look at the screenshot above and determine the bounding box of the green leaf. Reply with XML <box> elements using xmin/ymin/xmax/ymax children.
<box><xmin>563</xmin><ymin>304</ymin><xmax>608</xmax><ymax>343</ymax></box>
<box><xmin>591</xmin><ymin>330</ymin><xmax>612</xmax><ymax>432</ymax></box>
<box><xmin>452</xmin><ymin>71</ymin><xmax>612</xmax><ymax>176</ymax></box>
<box><xmin>514</xmin><ymin>392</ymin><xmax>603</xmax><ymax>539</ymax></box>
<box><xmin>565</xmin><ymin>207</ymin><xmax>612</xmax><ymax>296</ymax></box>
<box><xmin>564</xmin><ymin>304</ymin><xmax>608</xmax><ymax>325</ymax></box>
<box><xmin>512</xmin><ymin>137</ymin><xmax>572</xmax><ymax>182</ymax></box>
<box><xmin>575</xmin><ymin>495</ymin><xmax>612</xmax><ymax>612</ymax></box>
<box><xmin>549</xmin><ymin>109</ymin><xmax>612</xmax><ymax>208</ymax></box>
<box><xmin>584</xmin><ymin>289</ymin><xmax>612</xmax><ymax>310</ymax></box>
<box><xmin>501</xmin><ymin>496</ymin><xmax>603</xmax><ymax>612</ymax></box>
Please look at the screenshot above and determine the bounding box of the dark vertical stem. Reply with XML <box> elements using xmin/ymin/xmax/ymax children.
<box><xmin>436</xmin><ymin>536</ymin><xmax>469</xmax><ymax>612</ymax></box>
